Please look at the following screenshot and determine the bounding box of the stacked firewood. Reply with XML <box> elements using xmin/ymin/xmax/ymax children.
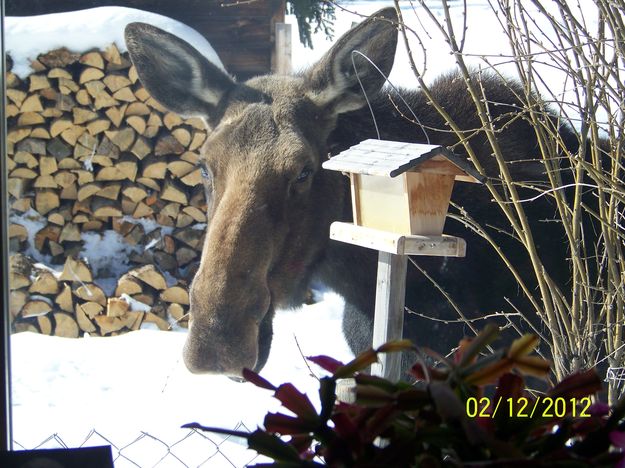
<box><xmin>6</xmin><ymin>44</ymin><xmax>209</xmax><ymax>336</ymax></box>
<box><xmin>10</xmin><ymin>254</ymin><xmax>190</xmax><ymax>336</ymax></box>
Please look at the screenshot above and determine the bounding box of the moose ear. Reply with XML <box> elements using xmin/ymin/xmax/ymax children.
<box><xmin>124</xmin><ymin>22</ymin><xmax>235</xmax><ymax>120</ymax></box>
<box><xmin>305</xmin><ymin>8</ymin><xmax>398</xmax><ymax>115</ymax></box>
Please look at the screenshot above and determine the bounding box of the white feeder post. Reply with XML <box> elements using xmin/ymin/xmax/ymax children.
<box><xmin>323</xmin><ymin>139</ymin><xmax>484</xmax><ymax>382</ymax></box>
<box><xmin>371</xmin><ymin>251</ymin><xmax>407</xmax><ymax>379</ymax></box>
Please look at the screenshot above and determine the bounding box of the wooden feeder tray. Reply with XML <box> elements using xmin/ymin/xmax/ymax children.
<box><xmin>329</xmin><ymin>222</ymin><xmax>466</xmax><ymax>257</ymax></box>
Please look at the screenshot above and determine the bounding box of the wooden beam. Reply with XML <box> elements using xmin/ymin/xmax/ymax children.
<box><xmin>408</xmin><ymin>156</ymin><xmax>481</xmax><ymax>183</ymax></box>
<box><xmin>329</xmin><ymin>222</ymin><xmax>466</xmax><ymax>257</ymax></box>
<box><xmin>273</xmin><ymin>23</ymin><xmax>292</xmax><ymax>74</ymax></box>
<box><xmin>371</xmin><ymin>252</ymin><xmax>407</xmax><ymax>381</ymax></box>
<box><xmin>350</xmin><ymin>174</ymin><xmax>362</xmax><ymax>226</ymax></box>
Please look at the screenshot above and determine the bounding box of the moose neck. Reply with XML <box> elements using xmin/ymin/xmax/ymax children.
<box><xmin>328</xmin><ymin>87</ymin><xmax>433</xmax><ymax>155</ymax></box>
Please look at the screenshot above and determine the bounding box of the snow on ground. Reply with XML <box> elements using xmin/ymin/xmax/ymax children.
<box><xmin>6</xmin><ymin>1</ymin><xmax>600</xmax><ymax>466</ymax></box>
<box><xmin>11</xmin><ymin>292</ymin><xmax>351</xmax><ymax>466</ymax></box>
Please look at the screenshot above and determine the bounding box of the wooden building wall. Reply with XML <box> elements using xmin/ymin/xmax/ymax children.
<box><xmin>6</xmin><ymin>0</ymin><xmax>286</xmax><ymax>80</ymax></box>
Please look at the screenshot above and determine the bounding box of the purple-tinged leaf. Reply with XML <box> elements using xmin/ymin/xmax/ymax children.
<box><xmin>457</xmin><ymin>324</ymin><xmax>500</xmax><ymax>368</ymax></box>
<box><xmin>307</xmin><ymin>355</ymin><xmax>344</xmax><ymax>374</ymax></box>
<box><xmin>247</xmin><ymin>429</ymin><xmax>302</xmax><ymax>461</ymax></box>
<box><xmin>495</xmin><ymin>373</ymin><xmax>524</xmax><ymax>400</ymax></box>
<box><xmin>459</xmin><ymin>350</ymin><xmax>506</xmax><ymax>378</ymax></box>
<box><xmin>548</xmin><ymin>369</ymin><xmax>601</xmax><ymax>400</ymax></box>
<box><xmin>289</xmin><ymin>434</ymin><xmax>315</xmax><ymax>455</ymax></box>
<box><xmin>429</xmin><ymin>381</ymin><xmax>467</xmax><ymax>422</ymax></box>
<box><xmin>335</xmin><ymin>349</ymin><xmax>378</xmax><ymax>379</ymax></box>
<box><xmin>589</xmin><ymin>402</ymin><xmax>610</xmax><ymax>417</ymax></box>
<box><xmin>275</xmin><ymin>383</ymin><xmax>319</xmax><ymax>421</ymax></box>
<box><xmin>409</xmin><ymin>362</ymin><xmax>447</xmax><ymax>381</ymax></box>
<box><xmin>513</xmin><ymin>355</ymin><xmax>551</xmax><ymax>378</ymax></box>
<box><xmin>376</xmin><ymin>339</ymin><xmax>415</xmax><ymax>354</ymax></box>
<box><xmin>607</xmin><ymin>394</ymin><xmax>625</xmax><ymax>430</ymax></box>
<box><xmin>264</xmin><ymin>412</ymin><xmax>316</xmax><ymax>435</ymax></box>
<box><xmin>243</xmin><ymin>368</ymin><xmax>277</xmax><ymax>391</ymax></box>
<box><xmin>318</xmin><ymin>377</ymin><xmax>336</xmax><ymax>421</ymax></box>
<box><xmin>355</xmin><ymin>385</ymin><xmax>394</xmax><ymax>407</ymax></box>
<box><xmin>453</xmin><ymin>337</ymin><xmax>473</xmax><ymax>365</ymax></box>
<box><xmin>491</xmin><ymin>374</ymin><xmax>528</xmax><ymax>430</ymax></box>
<box><xmin>355</xmin><ymin>373</ymin><xmax>401</xmax><ymax>392</ymax></box>
<box><xmin>395</xmin><ymin>388</ymin><xmax>430</xmax><ymax>411</ymax></box>
<box><xmin>611</xmin><ymin>430</ymin><xmax>625</xmax><ymax>448</ymax></box>
<box><xmin>420</xmin><ymin>347</ymin><xmax>452</xmax><ymax>368</ymax></box>
<box><xmin>181</xmin><ymin>422</ymin><xmax>251</xmax><ymax>440</ymax></box>
<box><xmin>331</xmin><ymin>412</ymin><xmax>359</xmax><ymax>438</ymax></box>
<box><xmin>465</xmin><ymin>359</ymin><xmax>514</xmax><ymax>386</ymax></box>
<box><xmin>507</xmin><ymin>334</ymin><xmax>540</xmax><ymax>359</ymax></box>
<box><xmin>363</xmin><ymin>405</ymin><xmax>396</xmax><ymax>440</ymax></box>
<box><xmin>569</xmin><ymin>416</ymin><xmax>602</xmax><ymax>437</ymax></box>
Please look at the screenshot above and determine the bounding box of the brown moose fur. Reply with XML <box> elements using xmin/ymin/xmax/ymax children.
<box><xmin>125</xmin><ymin>8</ymin><xmax>574</xmax><ymax>376</ymax></box>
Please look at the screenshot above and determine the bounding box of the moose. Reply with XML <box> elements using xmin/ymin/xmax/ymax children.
<box><xmin>125</xmin><ymin>8</ymin><xmax>573</xmax><ymax>377</ymax></box>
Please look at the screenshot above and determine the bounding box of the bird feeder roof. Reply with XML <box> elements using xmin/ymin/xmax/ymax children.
<box><xmin>322</xmin><ymin>139</ymin><xmax>484</xmax><ymax>182</ymax></box>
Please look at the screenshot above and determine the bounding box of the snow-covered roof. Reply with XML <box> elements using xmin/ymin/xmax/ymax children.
<box><xmin>6</xmin><ymin>6</ymin><xmax>225</xmax><ymax>78</ymax></box>
<box><xmin>322</xmin><ymin>139</ymin><xmax>484</xmax><ymax>182</ymax></box>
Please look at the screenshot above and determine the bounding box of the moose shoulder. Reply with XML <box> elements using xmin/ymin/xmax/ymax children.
<box><xmin>125</xmin><ymin>8</ymin><xmax>572</xmax><ymax>376</ymax></box>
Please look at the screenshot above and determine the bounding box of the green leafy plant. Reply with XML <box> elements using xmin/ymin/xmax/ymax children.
<box><xmin>185</xmin><ymin>325</ymin><xmax>625</xmax><ymax>466</ymax></box>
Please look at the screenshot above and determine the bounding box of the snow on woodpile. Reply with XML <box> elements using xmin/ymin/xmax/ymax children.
<box><xmin>6</xmin><ymin>6</ymin><xmax>224</xmax><ymax>78</ymax></box>
<box><xmin>5</xmin><ymin>7</ymin><xmax>225</xmax><ymax>338</ymax></box>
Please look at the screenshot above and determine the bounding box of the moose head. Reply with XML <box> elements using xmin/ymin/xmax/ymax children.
<box><xmin>125</xmin><ymin>8</ymin><xmax>399</xmax><ymax>376</ymax></box>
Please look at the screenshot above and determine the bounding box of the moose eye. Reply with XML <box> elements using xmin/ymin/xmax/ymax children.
<box><xmin>295</xmin><ymin>167</ymin><xmax>313</xmax><ymax>183</ymax></box>
<box><xmin>198</xmin><ymin>162</ymin><xmax>212</xmax><ymax>181</ymax></box>
<box><xmin>197</xmin><ymin>162</ymin><xmax>214</xmax><ymax>196</ymax></box>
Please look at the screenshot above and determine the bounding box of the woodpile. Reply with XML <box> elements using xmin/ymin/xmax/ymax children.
<box><xmin>10</xmin><ymin>254</ymin><xmax>188</xmax><ymax>336</ymax></box>
<box><xmin>6</xmin><ymin>44</ymin><xmax>207</xmax><ymax>336</ymax></box>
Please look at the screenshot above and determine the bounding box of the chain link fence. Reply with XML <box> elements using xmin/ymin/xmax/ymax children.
<box><xmin>13</xmin><ymin>422</ymin><xmax>264</xmax><ymax>467</ymax></box>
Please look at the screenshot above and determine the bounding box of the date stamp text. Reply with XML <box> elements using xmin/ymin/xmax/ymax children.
<box><xmin>466</xmin><ymin>396</ymin><xmax>592</xmax><ymax>418</ymax></box>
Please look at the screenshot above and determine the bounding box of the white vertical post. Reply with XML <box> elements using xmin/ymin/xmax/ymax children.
<box><xmin>0</xmin><ymin>0</ymin><xmax>13</xmax><ymax>449</ymax></box>
<box><xmin>370</xmin><ymin>252</ymin><xmax>407</xmax><ymax>381</ymax></box>
<box><xmin>274</xmin><ymin>23</ymin><xmax>291</xmax><ymax>75</ymax></box>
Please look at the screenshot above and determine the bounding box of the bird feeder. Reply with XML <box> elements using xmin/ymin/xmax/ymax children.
<box><xmin>323</xmin><ymin>139</ymin><xmax>483</xmax><ymax>382</ymax></box>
